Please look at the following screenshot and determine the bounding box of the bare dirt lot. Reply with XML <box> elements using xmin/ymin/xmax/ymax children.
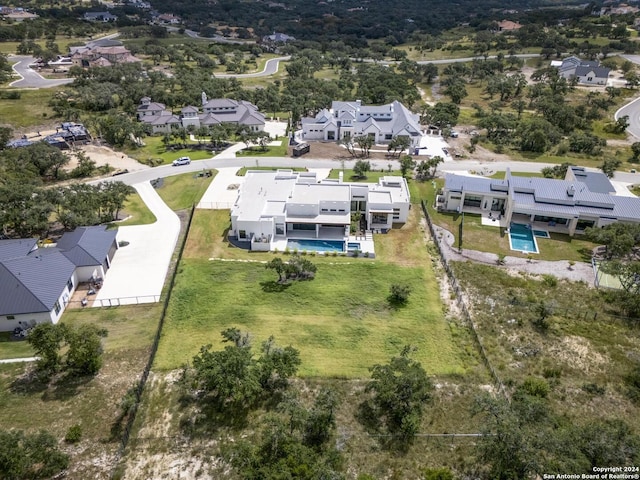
<box><xmin>66</xmin><ymin>145</ymin><xmax>150</xmax><ymax>173</ymax></box>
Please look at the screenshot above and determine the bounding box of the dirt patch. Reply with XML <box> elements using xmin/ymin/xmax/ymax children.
<box><xmin>64</xmin><ymin>145</ymin><xmax>150</xmax><ymax>173</ymax></box>
<box><xmin>293</xmin><ymin>141</ymin><xmax>400</xmax><ymax>163</ymax></box>
<box><xmin>549</xmin><ymin>335</ymin><xmax>607</xmax><ymax>373</ymax></box>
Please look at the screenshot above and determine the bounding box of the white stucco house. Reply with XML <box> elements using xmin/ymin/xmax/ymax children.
<box><xmin>0</xmin><ymin>226</ymin><xmax>118</xmax><ymax>332</ymax></box>
<box><xmin>230</xmin><ymin>170</ymin><xmax>411</xmax><ymax>253</ymax></box>
<box><xmin>438</xmin><ymin>167</ymin><xmax>640</xmax><ymax>237</ymax></box>
<box><xmin>301</xmin><ymin>100</ymin><xmax>423</xmax><ymax>147</ymax></box>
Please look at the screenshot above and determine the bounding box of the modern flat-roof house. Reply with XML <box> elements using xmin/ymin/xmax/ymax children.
<box><xmin>230</xmin><ymin>170</ymin><xmax>410</xmax><ymax>253</ymax></box>
<box><xmin>136</xmin><ymin>97</ymin><xmax>265</xmax><ymax>134</ymax></box>
<box><xmin>556</xmin><ymin>56</ymin><xmax>610</xmax><ymax>86</ymax></box>
<box><xmin>301</xmin><ymin>100</ymin><xmax>423</xmax><ymax>147</ymax></box>
<box><xmin>438</xmin><ymin>167</ymin><xmax>640</xmax><ymax>236</ymax></box>
<box><xmin>0</xmin><ymin>226</ymin><xmax>118</xmax><ymax>332</ymax></box>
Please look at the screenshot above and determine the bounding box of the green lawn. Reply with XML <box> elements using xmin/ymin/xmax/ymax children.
<box><xmin>0</xmin><ymin>89</ymin><xmax>55</xmax><ymax>127</ymax></box>
<box><xmin>236</xmin><ymin>137</ymin><xmax>289</xmax><ymax>157</ymax></box>
<box><xmin>414</xmin><ymin>178</ymin><xmax>596</xmax><ymax>262</ymax></box>
<box><xmin>0</xmin><ymin>332</ymin><xmax>35</xmax><ymax>359</ymax></box>
<box><xmin>326</xmin><ymin>168</ymin><xmax>403</xmax><ymax>183</ymax></box>
<box><xmin>155</xmin><ymin>209</ymin><xmax>466</xmax><ymax>377</ymax></box>
<box><xmin>117</xmin><ymin>192</ymin><xmax>157</xmax><ymax>226</ymax></box>
<box><xmin>236</xmin><ymin>166</ymin><xmax>307</xmax><ymax>176</ymax></box>
<box><xmin>127</xmin><ymin>136</ymin><xmax>213</xmax><ymax>165</ymax></box>
<box><xmin>155</xmin><ymin>171</ymin><xmax>217</xmax><ymax>210</ymax></box>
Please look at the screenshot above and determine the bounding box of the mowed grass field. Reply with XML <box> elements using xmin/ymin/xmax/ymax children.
<box><xmin>155</xmin><ymin>209</ymin><xmax>466</xmax><ymax>377</ymax></box>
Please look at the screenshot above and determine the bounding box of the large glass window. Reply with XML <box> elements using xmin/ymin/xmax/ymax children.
<box><xmin>54</xmin><ymin>301</ymin><xmax>61</xmax><ymax>315</ymax></box>
<box><xmin>372</xmin><ymin>213</ymin><xmax>388</xmax><ymax>224</ymax></box>
<box><xmin>463</xmin><ymin>195</ymin><xmax>482</xmax><ymax>208</ymax></box>
<box><xmin>576</xmin><ymin>220</ymin><xmax>595</xmax><ymax>231</ymax></box>
<box><xmin>275</xmin><ymin>224</ymin><xmax>285</xmax><ymax>235</ymax></box>
<box><xmin>291</xmin><ymin>223</ymin><xmax>316</xmax><ymax>231</ymax></box>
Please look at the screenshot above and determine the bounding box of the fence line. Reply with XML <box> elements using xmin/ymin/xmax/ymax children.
<box><xmin>420</xmin><ymin>200</ymin><xmax>507</xmax><ymax>398</ymax></box>
<box><xmin>110</xmin><ymin>204</ymin><xmax>196</xmax><ymax>479</ymax></box>
<box><xmin>67</xmin><ymin>295</ymin><xmax>161</xmax><ymax>309</ymax></box>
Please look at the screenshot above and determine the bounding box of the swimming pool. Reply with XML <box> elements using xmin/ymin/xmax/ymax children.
<box><xmin>533</xmin><ymin>229</ymin><xmax>550</xmax><ymax>238</ymax></box>
<box><xmin>347</xmin><ymin>242</ymin><xmax>361</xmax><ymax>251</ymax></box>
<box><xmin>286</xmin><ymin>239</ymin><xmax>345</xmax><ymax>252</ymax></box>
<box><xmin>508</xmin><ymin>223</ymin><xmax>539</xmax><ymax>254</ymax></box>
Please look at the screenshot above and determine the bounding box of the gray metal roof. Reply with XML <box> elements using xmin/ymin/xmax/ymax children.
<box><xmin>56</xmin><ymin>226</ymin><xmax>117</xmax><ymax>266</ymax></box>
<box><xmin>0</xmin><ymin>251</ymin><xmax>75</xmax><ymax>315</ymax></box>
<box><xmin>570</xmin><ymin>167</ymin><xmax>614</xmax><ymax>194</ymax></box>
<box><xmin>0</xmin><ymin>239</ymin><xmax>37</xmax><ymax>261</ymax></box>
<box><xmin>575</xmin><ymin>65</ymin><xmax>610</xmax><ymax>78</ymax></box>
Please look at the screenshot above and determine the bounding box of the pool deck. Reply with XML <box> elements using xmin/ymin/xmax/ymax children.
<box><xmin>271</xmin><ymin>235</ymin><xmax>375</xmax><ymax>255</ymax></box>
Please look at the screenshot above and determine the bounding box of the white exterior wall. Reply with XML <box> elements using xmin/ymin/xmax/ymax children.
<box><xmin>577</xmin><ymin>73</ymin><xmax>607</xmax><ymax>85</ymax></box>
<box><xmin>287</xmin><ymin>203</ymin><xmax>318</xmax><ymax>217</ymax></box>
<box><xmin>1</xmin><ymin>271</ymin><xmax>77</xmax><ymax>332</ymax></box>
<box><xmin>181</xmin><ymin>116</ymin><xmax>200</xmax><ymax>128</ymax></box>
<box><xmin>302</xmin><ymin>124</ymin><xmax>327</xmax><ymax>141</ymax></box>
<box><xmin>75</xmin><ymin>265</ymin><xmax>101</xmax><ymax>283</ymax></box>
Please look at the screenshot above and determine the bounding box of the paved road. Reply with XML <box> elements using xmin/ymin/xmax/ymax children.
<box><xmin>167</xmin><ymin>26</ymin><xmax>252</xmax><ymax>45</ymax></box>
<box><xmin>99</xmin><ymin>155</ymin><xmax>639</xmax><ymax>187</ymax></box>
<box><xmin>615</xmin><ymin>94</ymin><xmax>640</xmax><ymax>140</ymax></box>
<box><xmin>8</xmin><ymin>55</ymin><xmax>74</xmax><ymax>88</ymax></box>
<box><xmin>215</xmin><ymin>56</ymin><xmax>290</xmax><ymax>78</ymax></box>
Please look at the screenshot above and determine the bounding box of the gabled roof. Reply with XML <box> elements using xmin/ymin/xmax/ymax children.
<box><xmin>0</xmin><ymin>239</ymin><xmax>38</xmax><ymax>261</ymax></box>
<box><xmin>203</xmin><ymin>98</ymin><xmax>240</xmax><ymax>109</ymax></box>
<box><xmin>55</xmin><ymin>226</ymin><xmax>117</xmax><ymax>267</ymax></box>
<box><xmin>181</xmin><ymin>106</ymin><xmax>199</xmax><ymax>114</ymax></box>
<box><xmin>574</xmin><ymin>65</ymin><xmax>610</xmax><ymax>78</ymax></box>
<box><xmin>0</xmin><ymin>251</ymin><xmax>75</xmax><ymax>315</ymax></box>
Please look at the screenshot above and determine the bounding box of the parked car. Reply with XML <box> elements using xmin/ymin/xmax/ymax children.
<box><xmin>450</xmin><ymin>130</ymin><xmax>459</xmax><ymax>138</ymax></box>
<box><xmin>172</xmin><ymin>156</ymin><xmax>191</xmax><ymax>166</ymax></box>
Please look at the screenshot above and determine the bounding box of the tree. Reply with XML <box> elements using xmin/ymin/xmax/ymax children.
<box><xmin>600</xmin><ymin>158</ymin><xmax>622</xmax><ymax>178</ymax></box>
<box><xmin>266</xmin><ymin>257</ymin><xmax>286</xmax><ymax>282</ymax></box>
<box><xmin>416</xmin><ymin>156</ymin><xmax>444</xmax><ymax>180</ymax></box>
<box><xmin>353</xmin><ymin>159</ymin><xmax>372</xmax><ymax>178</ymax></box>
<box><xmin>303</xmin><ymin>388</ymin><xmax>339</xmax><ymax>449</ymax></box>
<box><xmin>192</xmin><ymin>337</ymin><xmax>261</xmax><ymax>408</ymax></box>
<box><xmin>257</xmin><ymin>336</ymin><xmax>301</xmax><ymax>392</ymax></box>
<box><xmin>443</xmin><ymin>79</ymin><xmax>468</xmax><ymax>105</ymax></box>
<box><xmin>28</xmin><ymin>323</ymin><xmax>68</xmax><ymax>375</ymax></box>
<box><xmin>364</xmin><ymin>346</ymin><xmax>432</xmax><ymax>445</ymax></box>
<box><xmin>65</xmin><ymin>324</ymin><xmax>106</xmax><ymax>375</ymax></box>
<box><xmin>0</xmin><ymin>430</ymin><xmax>69</xmax><ymax>480</ymax></box>
<box><xmin>354</xmin><ymin>134</ymin><xmax>374</xmax><ymax>157</ymax></box>
<box><xmin>388</xmin><ymin>135</ymin><xmax>411</xmax><ymax>158</ymax></box>
<box><xmin>399</xmin><ymin>155</ymin><xmax>416</xmax><ymax>178</ymax></box>
<box><xmin>631</xmin><ymin>142</ymin><xmax>640</xmax><ymax>163</ymax></box>
<box><xmin>0</xmin><ymin>126</ymin><xmax>11</xmax><ymax>150</ymax></box>
<box><xmin>541</xmin><ymin>162</ymin><xmax>573</xmax><ymax>179</ymax></box>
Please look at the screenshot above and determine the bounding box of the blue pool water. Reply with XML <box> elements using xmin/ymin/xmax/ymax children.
<box><xmin>287</xmin><ymin>239</ymin><xmax>345</xmax><ymax>252</ymax></box>
<box><xmin>509</xmin><ymin>223</ymin><xmax>539</xmax><ymax>253</ymax></box>
<box><xmin>533</xmin><ymin>229</ymin><xmax>550</xmax><ymax>238</ymax></box>
<box><xmin>347</xmin><ymin>242</ymin><xmax>361</xmax><ymax>250</ymax></box>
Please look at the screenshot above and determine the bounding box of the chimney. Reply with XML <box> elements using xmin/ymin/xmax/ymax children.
<box><xmin>567</xmin><ymin>184</ymin><xmax>575</xmax><ymax>197</ymax></box>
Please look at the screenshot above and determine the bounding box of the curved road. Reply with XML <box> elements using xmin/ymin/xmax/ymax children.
<box><xmin>214</xmin><ymin>56</ymin><xmax>290</xmax><ymax>78</ymax></box>
<box><xmin>615</xmin><ymin>94</ymin><xmax>640</xmax><ymax>140</ymax></box>
<box><xmin>8</xmin><ymin>55</ymin><xmax>74</xmax><ymax>88</ymax></box>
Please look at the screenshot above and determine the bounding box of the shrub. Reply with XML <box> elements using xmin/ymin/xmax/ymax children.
<box><xmin>65</xmin><ymin>424</ymin><xmax>82</xmax><ymax>444</ymax></box>
<box><xmin>542</xmin><ymin>274</ymin><xmax>557</xmax><ymax>287</ymax></box>
<box><xmin>389</xmin><ymin>283</ymin><xmax>412</xmax><ymax>305</ymax></box>
<box><xmin>519</xmin><ymin>377</ymin><xmax>550</xmax><ymax>398</ymax></box>
<box><xmin>542</xmin><ymin>367</ymin><xmax>562</xmax><ymax>379</ymax></box>
<box><xmin>581</xmin><ymin>383</ymin><xmax>606</xmax><ymax>396</ymax></box>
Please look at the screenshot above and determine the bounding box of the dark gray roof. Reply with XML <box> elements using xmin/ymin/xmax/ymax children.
<box><xmin>0</xmin><ymin>251</ymin><xmax>75</xmax><ymax>315</ymax></box>
<box><xmin>570</xmin><ymin>166</ymin><xmax>614</xmax><ymax>194</ymax></box>
<box><xmin>0</xmin><ymin>238</ymin><xmax>37</xmax><ymax>261</ymax></box>
<box><xmin>574</xmin><ymin>65</ymin><xmax>610</xmax><ymax>78</ymax></box>
<box><xmin>56</xmin><ymin>226</ymin><xmax>116</xmax><ymax>266</ymax></box>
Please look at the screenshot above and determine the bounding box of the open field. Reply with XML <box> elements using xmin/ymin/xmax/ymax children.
<box><xmin>236</xmin><ymin>137</ymin><xmax>288</xmax><ymax>156</ymax></box>
<box><xmin>0</xmin><ymin>303</ymin><xmax>161</xmax><ymax>479</ymax></box>
<box><xmin>452</xmin><ymin>261</ymin><xmax>640</xmax><ymax>430</ymax></box>
<box><xmin>155</xmin><ymin>208</ymin><xmax>467</xmax><ymax>377</ymax></box>
<box><xmin>155</xmin><ymin>170</ymin><xmax>216</xmax><ymax>211</ymax></box>
<box><xmin>0</xmin><ymin>89</ymin><xmax>56</xmax><ymax>128</ymax></box>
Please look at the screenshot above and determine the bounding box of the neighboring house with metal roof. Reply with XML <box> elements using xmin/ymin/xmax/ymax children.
<box><xmin>439</xmin><ymin>168</ymin><xmax>640</xmax><ymax>237</ymax></box>
<box><xmin>83</xmin><ymin>11</ymin><xmax>118</xmax><ymax>22</ymax></box>
<box><xmin>0</xmin><ymin>226</ymin><xmax>118</xmax><ymax>332</ymax></box>
<box><xmin>230</xmin><ymin>170</ymin><xmax>410</xmax><ymax>251</ymax></box>
<box><xmin>136</xmin><ymin>97</ymin><xmax>266</xmax><ymax>134</ymax></box>
<box><xmin>301</xmin><ymin>100</ymin><xmax>423</xmax><ymax>147</ymax></box>
<box><xmin>556</xmin><ymin>56</ymin><xmax>610</xmax><ymax>85</ymax></box>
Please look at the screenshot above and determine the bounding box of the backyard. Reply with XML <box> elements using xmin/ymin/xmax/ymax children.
<box><xmin>155</xmin><ymin>208</ymin><xmax>468</xmax><ymax>377</ymax></box>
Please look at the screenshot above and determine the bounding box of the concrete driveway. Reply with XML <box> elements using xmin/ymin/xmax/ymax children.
<box><xmin>197</xmin><ymin>167</ymin><xmax>244</xmax><ymax>209</ymax></box>
<box><xmin>94</xmin><ymin>181</ymin><xmax>180</xmax><ymax>306</ymax></box>
<box><xmin>9</xmin><ymin>55</ymin><xmax>74</xmax><ymax>88</ymax></box>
